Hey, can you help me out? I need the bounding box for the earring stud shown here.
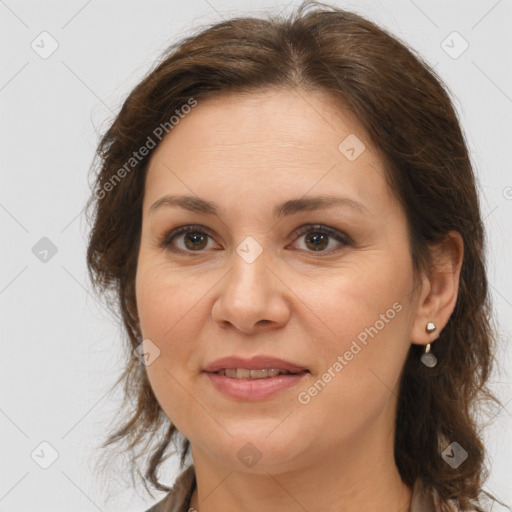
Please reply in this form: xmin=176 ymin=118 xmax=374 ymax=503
xmin=426 ymin=321 xmax=437 ymax=333
xmin=421 ymin=321 xmax=438 ymax=367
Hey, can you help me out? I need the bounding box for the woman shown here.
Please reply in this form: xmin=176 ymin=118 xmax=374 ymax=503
xmin=86 ymin=1 xmax=506 ymax=510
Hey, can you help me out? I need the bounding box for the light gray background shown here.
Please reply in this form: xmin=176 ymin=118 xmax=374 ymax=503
xmin=1 ymin=0 xmax=511 ymax=510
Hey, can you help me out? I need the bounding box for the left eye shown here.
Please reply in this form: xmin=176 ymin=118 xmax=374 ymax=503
xmin=291 ymin=225 xmax=350 ymax=253
xmin=160 ymin=224 xmax=350 ymax=254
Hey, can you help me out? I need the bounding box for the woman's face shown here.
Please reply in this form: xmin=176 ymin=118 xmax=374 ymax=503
xmin=135 ymin=88 xmax=425 ymax=473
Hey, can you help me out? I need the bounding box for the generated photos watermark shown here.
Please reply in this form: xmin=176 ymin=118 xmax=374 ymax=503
xmin=297 ymin=301 xmax=403 ymax=404
xmin=94 ymin=97 xmax=197 ymax=200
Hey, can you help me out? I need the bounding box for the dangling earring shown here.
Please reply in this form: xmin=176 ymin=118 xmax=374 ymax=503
xmin=421 ymin=321 xmax=437 ymax=367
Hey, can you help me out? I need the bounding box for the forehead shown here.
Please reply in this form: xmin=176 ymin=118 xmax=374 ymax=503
xmin=143 ymin=88 xmax=393 ymax=216
xmin=149 ymin=88 xmax=370 ymax=159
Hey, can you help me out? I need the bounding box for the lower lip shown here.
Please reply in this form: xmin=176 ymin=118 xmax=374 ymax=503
xmin=204 ymin=371 xmax=308 ymax=400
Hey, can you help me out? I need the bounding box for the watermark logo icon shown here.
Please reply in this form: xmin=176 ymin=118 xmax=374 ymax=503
xmin=441 ymin=442 xmax=468 ymax=468
xmin=32 ymin=237 xmax=58 ymax=263
xmin=338 ymin=134 xmax=366 ymax=161
xmin=236 ymin=236 xmax=263 ymax=264
xmin=31 ymin=31 xmax=59 ymax=59
xmin=237 ymin=442 xmax=262 ymax=468
xmin=134 ymin=338 xmax=161 ymax=366
xmin=31 ymin=441 xmax=59 ymax=469
xmin=441 ymin=31 xmax=469 ymax=59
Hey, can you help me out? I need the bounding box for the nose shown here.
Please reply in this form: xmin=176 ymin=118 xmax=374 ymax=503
xmin=211 ymin=247 xmax=291 ymax=334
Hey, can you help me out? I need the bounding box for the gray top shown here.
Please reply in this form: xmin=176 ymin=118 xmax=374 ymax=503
xmin=143 ymin=465 xmax=439 ymax=512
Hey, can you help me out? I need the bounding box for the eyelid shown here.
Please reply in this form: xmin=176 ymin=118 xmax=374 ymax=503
xmin=290 ymin=224 xmax=352 ymax=248
xmin=159 ymin=223 xmax=352 ymax=254
xmin=160 ymin=224 xmax=218 ymax=252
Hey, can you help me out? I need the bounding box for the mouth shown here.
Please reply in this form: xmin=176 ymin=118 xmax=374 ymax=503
xmin=204 ymin=370 xmax=309 ymax=400
xmin=212 ymin=368 xmax=309 ymax=379
xmin=202 ymin=356 xmax=310 ymax=400
xmin=203 ymin=355 xmax=309 ymax=375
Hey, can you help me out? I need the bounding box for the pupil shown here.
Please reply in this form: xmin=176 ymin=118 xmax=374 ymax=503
xmin=185 ymin=232 xmax=207 ymax=250
xmin=306 ymin=232 xmax=328 ymax=251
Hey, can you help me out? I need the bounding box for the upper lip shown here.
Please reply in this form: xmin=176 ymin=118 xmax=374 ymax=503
xmin=203 ymin=355 xmax=309 ymax=374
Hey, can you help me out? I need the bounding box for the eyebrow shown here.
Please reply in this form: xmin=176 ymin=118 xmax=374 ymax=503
xmin=148 ymin=194 xmax=371 ymax=218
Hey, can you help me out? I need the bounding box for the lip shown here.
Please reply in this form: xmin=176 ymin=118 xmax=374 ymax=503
xmin=204 ymin=371 xmax=308 ymax=400
xmin=202 ymin=355 xmax=309 ymax=401
xmin=202 ymin=355 xmax=308 ymax=374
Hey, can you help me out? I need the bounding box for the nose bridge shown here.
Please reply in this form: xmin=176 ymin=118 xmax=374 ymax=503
xmin=228 ymin=237 xmax=272 ymax=309
xmin=212 ymin=236 xmax=290 ymax=332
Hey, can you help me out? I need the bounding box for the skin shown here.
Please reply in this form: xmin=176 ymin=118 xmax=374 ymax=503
xmin=135 ymin=88 xmax=463 ymax=512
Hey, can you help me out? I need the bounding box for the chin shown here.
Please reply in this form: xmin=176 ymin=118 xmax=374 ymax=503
xmin=190 ymin=425 xmax=313 ymax=474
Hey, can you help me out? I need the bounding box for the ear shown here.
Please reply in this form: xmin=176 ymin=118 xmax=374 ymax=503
xmin=410 ymin=230 xmax=464 ymax=346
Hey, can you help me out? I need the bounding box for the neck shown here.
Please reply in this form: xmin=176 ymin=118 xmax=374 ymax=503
xmin=188 ymin=428 xmax=412 ymax=512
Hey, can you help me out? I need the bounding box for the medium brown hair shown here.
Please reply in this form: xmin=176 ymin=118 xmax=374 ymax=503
xmin=86 ymin=1 xmax=505 ymax=509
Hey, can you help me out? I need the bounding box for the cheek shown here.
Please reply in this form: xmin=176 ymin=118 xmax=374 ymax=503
xmin=293 ymin=310 xmax=409 ymax=449
xmin=135 ymin=260 xmax=211 ymax=425
xmin=306 ymin=251 xmax=410 ymax=346
xmin=298 ymin=251 xmax=412 ymax=399
xmin=135 ymin=257 xmax=205 ymax=343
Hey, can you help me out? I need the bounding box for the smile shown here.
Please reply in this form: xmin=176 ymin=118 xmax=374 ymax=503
xmin=214 ymin=368 xmax=303 ymax=379
xmin=204 ymin=370 xmax=309 ymax=400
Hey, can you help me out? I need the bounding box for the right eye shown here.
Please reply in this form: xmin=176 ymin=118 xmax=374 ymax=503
xmin=160 ymin=225 xmax=218 ymax=254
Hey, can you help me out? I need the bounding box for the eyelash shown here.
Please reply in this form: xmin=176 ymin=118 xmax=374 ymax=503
xmin=159 ymin=224 xmax=352 ymax=256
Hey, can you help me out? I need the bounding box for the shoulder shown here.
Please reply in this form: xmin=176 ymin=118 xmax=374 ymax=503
xmin=142 ymin=465 xmax=196 ymax=512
